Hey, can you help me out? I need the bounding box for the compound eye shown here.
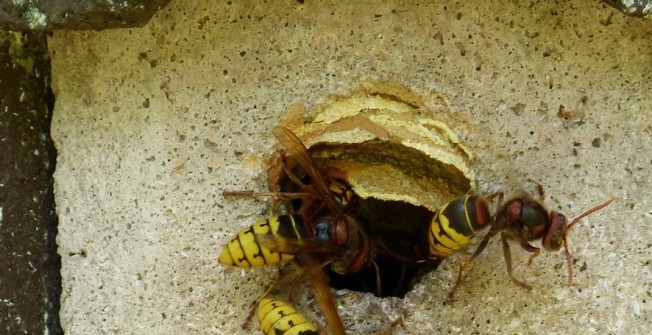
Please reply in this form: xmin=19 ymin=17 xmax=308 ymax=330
xmin=314 ymin=220 xmax=330 ymax=242
xmin=329 ymin=219 xmax=349 ymax=247
xmin=542 ymin=211 xmax=567 ymax=251
xmin=332 ymin=193 xmax=343 ymax=205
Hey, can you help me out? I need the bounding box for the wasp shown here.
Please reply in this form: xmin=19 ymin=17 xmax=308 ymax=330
xmin=431 ymin=189 xmax=614 ymax=300
xmin=219 ymin=126 xmax=373 ymax=335
xmin=255 ymin=262 xmax=404 ymax=335
xmin=254 ymin=262 xmax=330 ymax=335
xmin=428 ymin=195 xmax=492 ymax=258
xmin=217 ymin=179 xmax=357 ymax=268
xmin=218 ymin=128 xmax=361 ymax=269
xmin=258 ymin=298 xmax=318 ymax=335
xmin=424 ymin=194 xmax=493 ymax=300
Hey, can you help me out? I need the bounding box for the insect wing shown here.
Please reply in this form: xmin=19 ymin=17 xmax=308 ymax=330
xmin=295 ymin=252 xmax=346 ymax=335
xmin=272 ymin=126 xmax=343 ymax=216
xmin=255 ymin=233 xmax=344 ymax=257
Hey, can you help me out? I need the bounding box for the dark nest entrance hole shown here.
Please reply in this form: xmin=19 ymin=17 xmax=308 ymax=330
xmin=281 ymin=173 xmax=439 ymax=298
xmin=328 ymin=197 xmax=440 ymax=298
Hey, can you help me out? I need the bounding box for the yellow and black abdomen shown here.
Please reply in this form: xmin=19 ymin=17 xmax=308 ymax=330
xmin=327 ymin=179 xmax=357 ymax=211
xmin=218 ymin=215 xmax=309 ymax=267
xmin=429 ymin=195 xmax=491 ymax=258
xmin=258 ymin=298 xmax=319 ymax=335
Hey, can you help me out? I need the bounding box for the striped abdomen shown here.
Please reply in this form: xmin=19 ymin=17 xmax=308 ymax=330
xmin=429 ymin=195 xmax=491 ymax=258
xmin=258 ymin=298 xmax=319 ymax=335
xmin=218 ymin=215 xmax=309 ymax=267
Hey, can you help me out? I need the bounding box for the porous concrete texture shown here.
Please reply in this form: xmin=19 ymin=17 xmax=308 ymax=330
xmin=50 ymin=1 xmax=650 ymax=334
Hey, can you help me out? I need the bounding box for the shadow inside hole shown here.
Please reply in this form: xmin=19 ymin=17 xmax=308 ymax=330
xmin=331 ymin=197 xmax=439 ymax=298
xmin=282 ymin=170 xmax=438 ymax=298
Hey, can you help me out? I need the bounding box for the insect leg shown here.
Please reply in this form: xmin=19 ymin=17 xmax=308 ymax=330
xmin=370 ymin=260 xmax=382 ymax=297
xmin=242 ymin=268 xmax=290 ymax=330
xmin=447 ymin=226 xmax=497 ymax=301
xmin=520 ymin=241 xmax=541 ymax=266
xmin=501 ymin=234 xmax=532 ymax=290
xmin=536 ymin=184 xmax=545 ymax=201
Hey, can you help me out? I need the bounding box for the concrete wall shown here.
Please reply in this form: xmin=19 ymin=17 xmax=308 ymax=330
xmin=50 ymin=1 xmax=651 ymax=334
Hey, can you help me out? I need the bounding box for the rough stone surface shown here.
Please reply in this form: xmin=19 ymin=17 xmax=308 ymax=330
xmin=0 ymin=31 xmax=60 ymax=335
xmin=0 ymin=0 xmax=171 ymax=31
xmin=50 ymin=1 xmax=651 ymax=334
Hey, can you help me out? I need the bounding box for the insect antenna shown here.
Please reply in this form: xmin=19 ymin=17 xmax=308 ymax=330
xmin=564 ymin=198 xmax=615 ymax=284
xmin=567 ymin=198 xmax=615 ymax=230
